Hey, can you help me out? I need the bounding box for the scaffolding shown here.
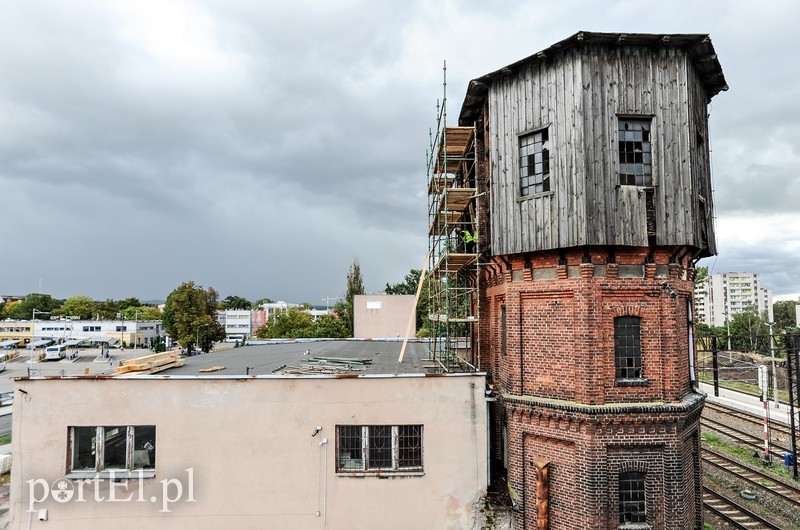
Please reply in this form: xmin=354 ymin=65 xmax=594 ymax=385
xmin=426 ymin=62 xmax=480 ymax=372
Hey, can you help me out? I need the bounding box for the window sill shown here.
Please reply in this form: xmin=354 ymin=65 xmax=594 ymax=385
xmin=615 ymin=378 xmax=649 ymax=387
xmin=66 ymin=470 xmax=156 ymax=480
xmin=336 ymin=471 xmax=425 ymax=478
xmin=617 ymin=523 xmax=652 ymax=530
xmin=517 ymin=191 xmax=553 ymax=202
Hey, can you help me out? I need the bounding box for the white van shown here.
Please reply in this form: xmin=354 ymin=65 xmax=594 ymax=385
xmin=44 ymin=344 xmax=68 ymax=361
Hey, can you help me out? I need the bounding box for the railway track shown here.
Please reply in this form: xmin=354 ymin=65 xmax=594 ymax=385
xmin=702 ymin=446 xmax=800 ymax=509
xmin=705 ymin=401 xmax=793 ymax=439
xmin=701 ymin=416 xmax=791 ymax=455
xmin=703 ymin=485 xmax=784 ymax=529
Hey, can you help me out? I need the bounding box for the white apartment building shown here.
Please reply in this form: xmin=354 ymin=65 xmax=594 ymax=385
xmin=215 ymin=310 xmax=252 ymax=340
xmin=696 ymin=272 xmax=773 ymax=326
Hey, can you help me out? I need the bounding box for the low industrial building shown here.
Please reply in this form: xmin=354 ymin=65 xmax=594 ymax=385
xmin=8 ymin=342 xmax=490 ymax=529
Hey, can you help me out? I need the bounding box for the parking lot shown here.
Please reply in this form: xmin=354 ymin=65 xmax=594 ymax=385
xmin=0 ymin=347 xmax=164 ymax=395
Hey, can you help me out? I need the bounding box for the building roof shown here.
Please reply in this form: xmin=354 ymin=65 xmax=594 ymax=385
xmin=459 ymin=31 xmax=728 ymax=125
xmin=163 ymin=340 xmax=457 ymax=376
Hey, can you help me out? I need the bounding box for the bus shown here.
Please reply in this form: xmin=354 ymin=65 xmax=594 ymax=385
xmin=44 ymin=344 xmax=68 ymax=361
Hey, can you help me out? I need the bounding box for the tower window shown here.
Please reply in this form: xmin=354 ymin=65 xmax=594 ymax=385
xmin=618 ymin=118 xmax=652 ymax=186
xmin=619 ymin=471 xmax=647 ymax=524
xmin=614 ymin=316 xmax=642 ymax=379
xmin=519 ymin=128 xmax=550 ymax=196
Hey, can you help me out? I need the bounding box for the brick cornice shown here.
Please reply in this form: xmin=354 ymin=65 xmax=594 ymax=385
xmin=501 ymin=391 xmax=704 ymax=417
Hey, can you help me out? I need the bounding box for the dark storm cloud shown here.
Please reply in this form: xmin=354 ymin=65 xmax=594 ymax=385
xmin=2 ymin=0 xmax=799 ymax=302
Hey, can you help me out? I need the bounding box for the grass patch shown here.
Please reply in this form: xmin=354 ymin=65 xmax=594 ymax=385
xmin=702 ymin=432 xmax=795 ymax=481
xmin=704 ymin=523 xmax=714 ymax=530
xmin=0 ymin=434 xmax=10 ymax=445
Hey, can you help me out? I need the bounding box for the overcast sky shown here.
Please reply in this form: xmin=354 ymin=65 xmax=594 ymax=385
xmin=2 ymin=0 xmax=799 ymax=304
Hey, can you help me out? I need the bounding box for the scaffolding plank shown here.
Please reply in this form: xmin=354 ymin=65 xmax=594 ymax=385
xmin=428 ymin=211 xmax=463 ymax=235
xmin=428 ymin=175 xmax=455 ymax=195
xmin=434 ymin=127 xmax=474 ymax=174
xmin=437 ymin=187 xmax=476 ymax=212
xmin=431 ymin=253 xmax=478 ymax=276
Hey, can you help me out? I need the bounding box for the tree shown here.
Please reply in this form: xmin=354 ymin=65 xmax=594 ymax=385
xmin=728 ymin=306 xmax=769 ymax=352
xmin=4 ymin=293 xmax=63 ymax=320
xmin=343 ymin=258 xmax=365 ymax=335
xmin=256 ymin=308 xmax=315 ymax=339
xmin=253 ymin=298 xmax=275 ymax=308
xmin=220 ymin=295 xmax=252 ymax=310
xmin=773 ymin=300 xmax=799 ymax=332
xmin=162 ymin=281 xmax=225 ymax=352
xmin=119 ymin=305 xmax=161 ymax=321
xmin=314 ymin=314 xmax=349 ymax=338
xmin=385 ymin=269 xmax=421 ymax=295
xmin=54 ymin=295 xmax=95 ymax=320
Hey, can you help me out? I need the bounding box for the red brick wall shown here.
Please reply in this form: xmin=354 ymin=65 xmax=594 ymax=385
xmin=481 ymin=246 xmax=705 ymax=529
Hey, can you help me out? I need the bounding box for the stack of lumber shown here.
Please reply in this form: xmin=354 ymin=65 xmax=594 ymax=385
xmin=114 ymin=351 xmax=185 ymax=376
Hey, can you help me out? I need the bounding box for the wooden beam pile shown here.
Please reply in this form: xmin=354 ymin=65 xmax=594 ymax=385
xmin=114 ymin=351 xmax=185 ymax=376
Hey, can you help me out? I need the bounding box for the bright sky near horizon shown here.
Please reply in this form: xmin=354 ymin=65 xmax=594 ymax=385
xmin=2 ymin=0 xmax=798 ymax=303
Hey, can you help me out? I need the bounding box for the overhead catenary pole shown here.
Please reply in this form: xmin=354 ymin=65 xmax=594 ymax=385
xmin=785 ymin=333 xmax=798 ymax=480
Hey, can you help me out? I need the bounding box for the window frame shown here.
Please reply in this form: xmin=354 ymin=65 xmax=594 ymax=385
xmin=617 ymin=116 xmax=654 ymax=187
xmin=614 ymin=316 xmax=644 ymax=381
xmin=335 ymin=424 xmax=424 ymax=476
xmin=67 ymin=425 xmax=157 ymax=479
xmin=517 ymin=125 xmax=551 ymax=198
xmin=618 ymin=471 xmax=647 ymax=526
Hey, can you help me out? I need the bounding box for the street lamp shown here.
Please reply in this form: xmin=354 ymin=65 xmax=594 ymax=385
xmin=196 ymin=323 xmax=210 ymax=355
xmin=723 ymin=309 xmax=732 ymax=353
xmin=31 ymin=309 xmax=50 ymax=362
xmin=133 ymin=308 xmax=139 ymax=351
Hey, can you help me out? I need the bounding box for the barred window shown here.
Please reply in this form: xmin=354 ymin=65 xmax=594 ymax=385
xmin=336 ymin=425 xmax=423 ymax=473
xmin=519 ymin=128 xmax=550 ymax=196
xmin=619 ymin=471 xmax=646 ymax=524
xmin=614 ymin=316 xmax=642 ymax=379
xmin=618 ymin=118 xmax=652 ymax=186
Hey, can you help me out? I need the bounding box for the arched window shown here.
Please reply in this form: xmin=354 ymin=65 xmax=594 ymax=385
xmin=614 ymin=316 xmax=642 ymax=379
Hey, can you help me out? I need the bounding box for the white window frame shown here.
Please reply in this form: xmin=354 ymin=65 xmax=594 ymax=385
xmin=67 ymin=425 xmax=156 ymax=479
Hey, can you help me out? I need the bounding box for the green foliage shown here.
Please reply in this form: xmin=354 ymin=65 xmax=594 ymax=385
xmin=314 ymin=314 xmax=349 ymax=338
xmin=728 ymin=306 xmax=769 ymax=352
xmin=385 ymin=269 xmax=421 ymax=295
xmin=252 ymin=298 xmax=274 ymax=308
xmin=255 ymin=309 xmax=349 ymax=339
xmin=220 ymin=295 xmax=252 ymax=310
xmin=54 ymin=295 xmax=95 ymax=320
xmin=694 ymin=266 xmax=709 ymax=285
xmin=162 ymin=281 xmax=226 ymax=352
xmin=773 ymin=299 xmax=799 ymax=332
xmin=3 ymin=293 xmax=63 ymax=320
xmin=256 ymin=308 xmax=315 ymax=338
xmin=343 ymin=258 xmax=365 ymax=335
xmin=118 ymin=305 xmax=161 ymax=320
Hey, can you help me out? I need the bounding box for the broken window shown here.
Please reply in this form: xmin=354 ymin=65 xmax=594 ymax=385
xmin=618 ymin=118 xmax=652 ymax=186
xmin=336 ymin=425 xmax=423 ymax=473
xmin=614 ymin=316 xmax=642 ymax=379
xmin=619 ymin=471 xmax=647 ymax=524
xmin=69 ymin=426 xmax=156 ymax=474
xmin=519 ymin=128 xmax=550 ymax=196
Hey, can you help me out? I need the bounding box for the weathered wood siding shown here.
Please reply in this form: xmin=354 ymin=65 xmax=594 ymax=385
xmin=487 ymin=48 xmax=586 ymax=255
xmin=686 ymin=60 xmax=717 ymax=256
xmin=486 ymin=44 xmax=715 ymax=256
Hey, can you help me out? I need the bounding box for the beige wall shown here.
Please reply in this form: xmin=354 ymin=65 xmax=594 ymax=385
xmin=10 ymin=374 xmax=487 ymax=529
xmin=353 ymin=295 xmax=416 ymax=339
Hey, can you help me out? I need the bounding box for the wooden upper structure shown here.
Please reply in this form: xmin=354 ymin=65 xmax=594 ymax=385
xmin=458 ymin=31 xmax=727 ymax=258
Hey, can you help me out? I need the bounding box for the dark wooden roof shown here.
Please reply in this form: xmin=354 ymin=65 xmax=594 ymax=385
xmin=458 ymin=31 xmax=728 ymax=125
